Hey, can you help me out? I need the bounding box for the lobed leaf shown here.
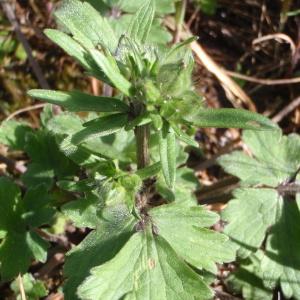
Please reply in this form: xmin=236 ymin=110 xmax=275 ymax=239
xmin=259 ymin=197 xmax=300 ymax=299
xmin=22 ymin=130 xmax=78 ymax=189
xmin=0 ymin=178 xmax=53 ymax=280
xmin=219 ymin=128 xmax=300 ymax=299
xmin=226 ymin=255 xmax=273 ymax=300
xmin=221 ymin=188 xmax=278 ymax=258
xmin=150 ymin=202 xmax=235 ymax=273
xmin=63 ymin=203 xmax=135 ymax=300
xmin=62 ymin=194 xmax=99 ymax=229
xmin=218 ymin=130 xmax=300 ymax=187
xmin=0 ymin=120 xmax=33 ymax=151
xmin=78 ymin=230 xmax=213 ymax=300
xmin=47 ymin=113 xmax=105 ymax=166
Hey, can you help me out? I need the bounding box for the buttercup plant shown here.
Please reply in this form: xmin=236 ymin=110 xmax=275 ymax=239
xmin=0 ymin=0 xmax=277 ymax=299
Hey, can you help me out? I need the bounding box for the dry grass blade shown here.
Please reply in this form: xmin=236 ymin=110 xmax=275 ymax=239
xmin=18 ymin=274 xmax=27 ymax=300
xmin=253 ymin=33 xmax=296 ymax=55
xmin=190 ymin=41 xmax=256 ymax=111
xmin=225 ymin=71 xmax=300 ymax=85
xmin=4 ymin=103 xmax=46 ymax=121
xmin=272 ymin=96 xmax=300 ymax=123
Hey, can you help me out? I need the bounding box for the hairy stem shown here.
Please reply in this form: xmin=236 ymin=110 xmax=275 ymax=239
xmin=135 ymin=124 xmax=150 ymax=209
xmin=135 ymin=124 xmax=150 ymax=169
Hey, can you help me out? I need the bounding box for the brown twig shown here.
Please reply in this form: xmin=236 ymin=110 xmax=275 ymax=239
xmin=33 ymin=228 xmax=70 ymax=249
xmin=35 ymin=252 xmax=65 ymax=278
xmin=0 ymin=154 xmax=26 ymax=174
xmin=225 ymin=71 xmax=300 ymax=85
xmin=197 ymin=176 xmax=240 ymax=205
xmin=4 ymin=103 xmax=46 ymax=122
xmin=253 ymin=33 xmax=296 ymax=55
xmin=1 ymin=0 xmax=50 ymax=89
xmin=190 ymin=41 xmax=256 ymax=111
xmin=272 ymin=96 xmax=300 ymax=123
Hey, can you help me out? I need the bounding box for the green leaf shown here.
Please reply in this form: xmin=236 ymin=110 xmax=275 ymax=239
xmin=125 ymin=112 xmax=152 ymax=131
xmin=127 ymin=0 xmax=155 ymax=44
xmin=71 ymin=113 xmax=128 ymax=145
xmin=44 ymin=29 xmax=95 ymax=72
xmin=226 ymin=197 xmax=300 ymax=299
xmin=60 ymin=124 xmax=135 ymax=163
xmin=108 ymin=0 xmax=175 ymax=14
xmin=218 ymin=130 xmax=300 ymax=187
xmin=63 ymin=203 xmax=135 ymax=300
xmin=165 ymin=36 xmax=198 ymax=61
xmin=111 ymin=15 xmax=172 ymax=46
xmin=159 ymin=122 xmax=176 ymax=189
xmin=40 ymin=104 xmax=54 ymax=127
xmin=0 ymin=120 xmax=33 ymax=150
xmin=156 ymin=167 xmax=199 ymax=204
xmin=187 ymin=108 xmax=277 ymax=130
xmin=22 ymin=184 xmax=56 ymax=227
xmin=62 ymin=193 xmax=99 ymax=229
xmin=111 ymin=0 xmax=174 ymax=14
xmin=57 ymin=179 xmax=97 ymax=192
xmin=47 ymin=113 xmax=104 ymax=166
xmin=222 ymin=188 xmax=278 ymax=259
xmin=78 ymin=230 xmax=213 ymax=300
xmin=11 ymin=273 xmax=48 ymax=300
xmin=226 ymin=255 xmax=273 ymax=300
xmin=90 ymin=49 xmax=132 ymax=96
xmin=219 ymin=128 xmax=300 ymax=299
xmin=170 ymin=122 xmax=198 ymax=147
xmin=135 ymin=162 xmax=161 ymax=180
xmin=119 ymin=174 xmax=142 ymax=210
xmin=259 ymin=198 xmax=300 ymax=299
xmin=157 ymin=60 xmax=194 ymax=98
xmin=119 ymin=174 xmax=142 ymax=193
xmin=22 ymin=130 xmax=78 ymax=189
xmin=0 ymin=178 xmax=53 ymax=280
xmin=196 ymin=0 xmax=218 ymax=15
xmin=150 ymin=202 xmax=235 ymax=273
xmin=84 ymin=0 xmax=108 ymax=14
xmin=150 ymin=113 xmax=163 ymax=130
xmin=28 ymin=90 xmax=129 ymax=113
xmin=54 ymin=0 xmax=118 ymax=52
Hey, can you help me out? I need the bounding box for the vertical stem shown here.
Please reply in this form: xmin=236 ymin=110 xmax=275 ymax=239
xmin=135 ymin=124 xmax=150 ymax=170
xmin=135 ymin=124 xmax=150 ymax=209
